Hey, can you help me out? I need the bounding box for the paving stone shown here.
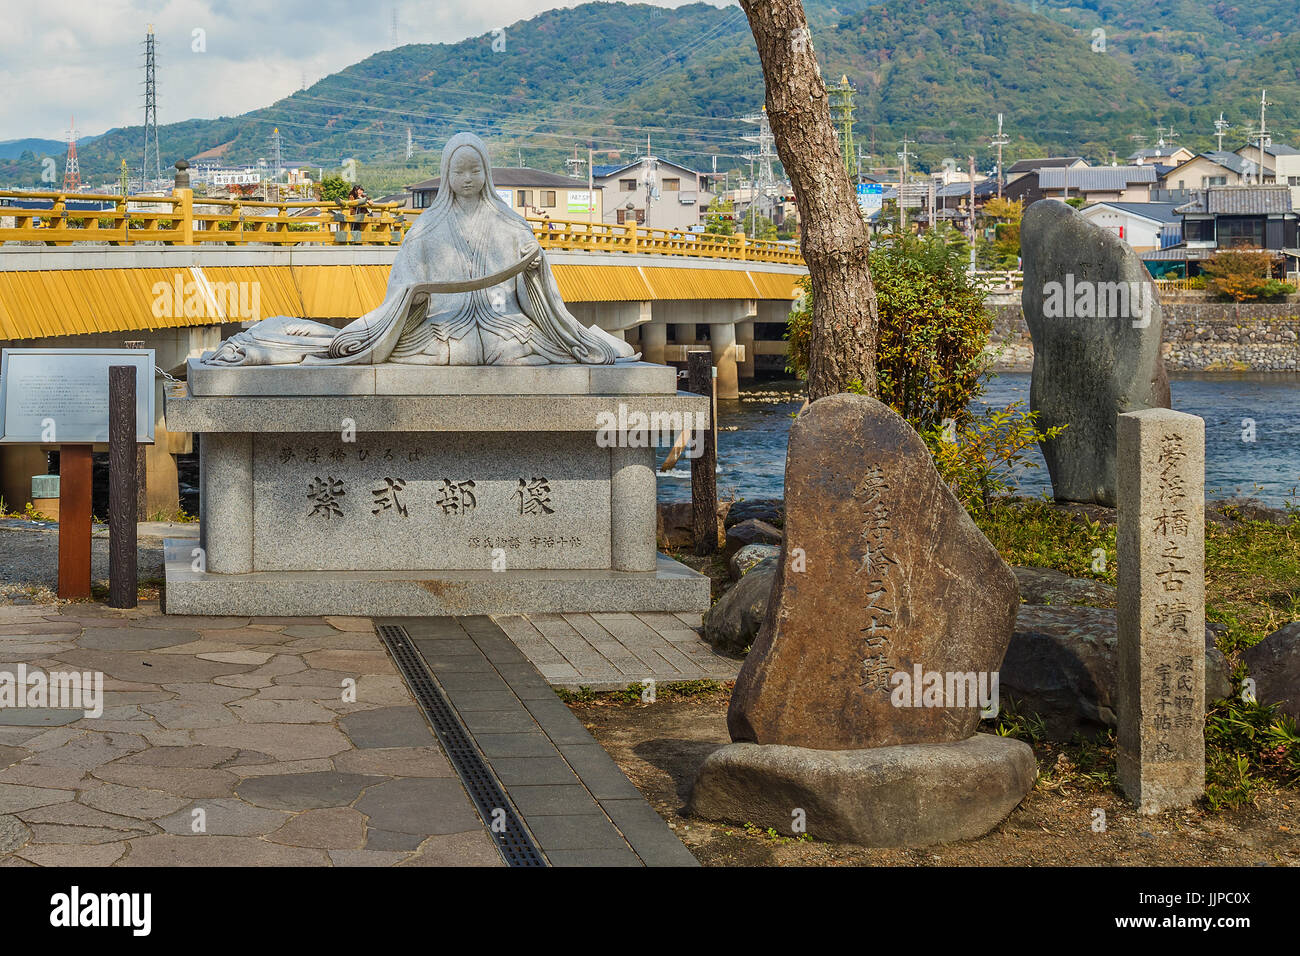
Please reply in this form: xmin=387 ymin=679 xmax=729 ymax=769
xmin=323 ymin=617 xmax=374 ymax=632
xmin=301 ymin=650 xmax=392 ymax=675
xmin=474 ymin=733 xmax=557 ymax=759
xmin=79 ymin=784 xmax=191 ymax=820
xmin=274 ymin=668 xmax=359 ymax=686
xmin=365 ymin=828 xmax=425 ymax=851
xmin=155 ymin=798 xmax=290 ymax=836
xmin=197 ymin=651 xmax=274 ymax=665
xmin=397 ymin=829 xmax=504 ymax=867
xmin=11 ymin=727 xmax=83 ymax=751
xmin=228 ymin=699 xmax=336 ymax=724
xmin=256 ymin=683 xmax=349 ymax=700
xmin=29 ymin=822 xmax=152 ymax=844
xmin=120 ymin=834 xmax=329 ymax=866
xmin=192 ymin=723 xmax=351 ymax=760
xmin=460 ymin=710 xmax=541 ymax=736
xmin=92 ymin=765 xmax=238 ymax=798
xmin=142 ymin=729 xmax=197 ymax=748
xmin=0 ymin=621 xmax=81 ymax=636
xmin=140 ymin=700 xmax=239 ymax=730
xmin=0 ymin=783 xmax=77 ymax=813
xmin=333 ymin=746 xmax=454 ymax=778
xmin=0 ymin=813 xmax=32 ymax=853
xmin=195 ymin=627 xmax=295 ymax=645
xmin=525 ymin=813 xmax=628 ymax=851
xmin=443 ymin=690 xmax=522 ymax=712
xmin=214 ymin=674 xmax=275 ymax=689
xmin=16 ymin=801 xmax=155 ymax=831
xmin=283 ymin=626 xmax=347 ymax=640
xmin=78 ymin=627 xmax=201 ymax=650
xmin=0 ymin=708 xmax=85 ymax=727
xmin=339 ymin=707 xmax=433 ymax=748
xmin=134 ymin=616 xmax=251 ymax=630
xmin=328 ymin=848 xmax=411 ymax=866
xmin=153 ymin=684 xmax=254 ymax=706
xmin=24 ymin=732 xmax=147 ymax=770
xmin=0 ymin=745 xmax=27 ymax=770
xmin=507 ymin=785 xmax=601 ymax=817
xmin=59 ymin=648 xmax=257 ymax=685
xmin=110 ymin=745 xmax=239 ymax=769
xmin=235 ymin=771 xmax=384 ymax=810
xmin=268 ymin=807 xmax=366 ymax=849
xmin=489 ymin=756 xmax=583 ymax=788
xmin=600 ymin=798 xmax=697 ymax=866
xmin=556 ymin=744 xmax=644 ymax=801
xmin=0 ymin=764 xmax=94 ymax=790
xmin=224 ymin=758 xmax=336 ymax=777
xmin=354 ymin=777 xmax=481 ymax=835
xmin=17 ymin=842 xmax=126 ymax=866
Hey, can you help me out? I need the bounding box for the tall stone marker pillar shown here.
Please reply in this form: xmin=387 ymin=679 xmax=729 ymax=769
xmin=1116 ymin=408 xmax=1205 ymax=814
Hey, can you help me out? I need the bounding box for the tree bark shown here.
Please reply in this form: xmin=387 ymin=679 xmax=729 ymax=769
xmin=739 ymin=0 xmax=879 ymax=402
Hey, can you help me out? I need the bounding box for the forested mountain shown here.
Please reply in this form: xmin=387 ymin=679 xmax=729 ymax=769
xmin=5 ymin=0 xmax=1300 ymax=188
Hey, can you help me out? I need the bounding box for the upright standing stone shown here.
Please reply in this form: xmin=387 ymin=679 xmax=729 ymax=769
xmin=727 ymin=394 xmax=1020 ymax=750
xmin=1116 ymin=408 xmax=1205 ymax=813
xmin=1021 ymin=200 xmax=1171 ymax=506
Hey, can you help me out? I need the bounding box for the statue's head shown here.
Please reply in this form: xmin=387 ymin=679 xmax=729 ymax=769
xmin=448 ymin=145 xmax=487 ymax=201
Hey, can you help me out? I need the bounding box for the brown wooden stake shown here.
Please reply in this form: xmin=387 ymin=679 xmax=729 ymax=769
xmin=108 ymin=366 xmax=139 ymax=608
xmin=56 ymin=445 xmax=93 ymax=599
xmin=135 ymin=444 xmax=148 ymax=519
xmin=689 ymin=350 xmax=718 ymax=556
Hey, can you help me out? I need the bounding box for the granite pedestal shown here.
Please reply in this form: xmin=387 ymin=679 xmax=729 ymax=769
xmin=163 ymin=360 xmax=710 ymax=616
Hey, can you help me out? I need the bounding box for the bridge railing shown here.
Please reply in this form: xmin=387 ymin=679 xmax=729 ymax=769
xmin=0 ymin=188 xmax=804 ymax=264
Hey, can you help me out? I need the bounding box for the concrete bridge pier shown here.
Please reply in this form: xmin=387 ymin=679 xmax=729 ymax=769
xmin=638 ymin=322 xmax=667 ymax=365
xmin=736 ymin=320 xmax=755 ymax=382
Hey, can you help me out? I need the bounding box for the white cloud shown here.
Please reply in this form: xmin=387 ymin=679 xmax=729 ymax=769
xmin=0 ymin=0 xmax=705 ymax=141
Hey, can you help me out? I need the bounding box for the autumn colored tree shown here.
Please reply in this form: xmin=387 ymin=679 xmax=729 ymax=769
xmin=1200 ymin=250 xmax=1294 ymax=302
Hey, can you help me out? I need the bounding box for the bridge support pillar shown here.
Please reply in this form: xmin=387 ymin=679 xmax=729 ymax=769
xmin=640 ymin=321 xmax=667 ymax=365
xmin=736 ymin=320 xmax=755 ymax=381
xmin=709 ymin=321 xmax=740 ymax=399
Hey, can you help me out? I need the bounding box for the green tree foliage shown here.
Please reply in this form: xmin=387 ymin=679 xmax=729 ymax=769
xmin=704 ymin=197 xmax=736 ymax=235
xmin=315 ymin=176 xmax=353 ymax=203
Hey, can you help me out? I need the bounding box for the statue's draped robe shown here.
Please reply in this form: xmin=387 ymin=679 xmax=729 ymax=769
xmin=205 ymin=150 xmax=634 ymax=367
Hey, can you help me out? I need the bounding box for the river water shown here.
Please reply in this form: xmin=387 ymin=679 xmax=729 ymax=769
xmin=656 ymin=372 xmax=1300 ymax=508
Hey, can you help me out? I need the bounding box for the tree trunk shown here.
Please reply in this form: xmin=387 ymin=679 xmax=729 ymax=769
xmin=739 ymin=0 xmax=879 ymax=402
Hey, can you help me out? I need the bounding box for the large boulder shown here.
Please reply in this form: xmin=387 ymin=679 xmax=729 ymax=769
xmin=1002 ymin=605 xmax=1232 ymax=739
xmin=656 ymin=500 xmax=730 ymax=551
xmin=723 ymin=518 xmax=782 ymax=560
xmin=728 ymin=395 xmax=1020 ymax=750
xmin=1013 ymin=566 xmax=1116 ymax=608
xmin=689 ymin=734 xmax=1036 ymax=847
xmin=1243 ymin=623 xmax=1300 ymax=719
xmin=1021 ymin=200 xmax=1171 ymax=506
xmin=729 ymin=544 xmax=780 ymax=581
xmin=703 ymin=556 xmax=778 ymax=654
xmin=725 ymin=498 xmax=785 ymax=529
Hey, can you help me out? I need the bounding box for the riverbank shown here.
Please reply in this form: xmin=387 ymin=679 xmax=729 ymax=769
xmin=988 ymin=303 xmax=1300 ymax=372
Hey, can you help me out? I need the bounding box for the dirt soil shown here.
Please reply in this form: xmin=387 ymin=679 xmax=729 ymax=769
xmin=569 ymin=690 xmax=1300 ymax=867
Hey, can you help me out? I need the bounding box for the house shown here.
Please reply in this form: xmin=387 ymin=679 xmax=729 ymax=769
xmin=1129 ymin=143 xmax=1195 ymax=167
xmin=1162 ymin=151 xmax=1257 ymax=193
xmin=405 ymin=167 xmax=603 ymax=222
xmin=1140 ymin=186 xmax=1300 ymax=277
xmin=1036 ymin=165 xmax=1159 ymax=204
xmin=1079 ymin=201 xmax=1183 ymax=252
xmin=1234 ymin=142 xmax=1300 ymax=207
xmin=591 ymin=156 xmax=710 ymax=231
xmin=1004 ymin=156 xmax=1087 ymax=189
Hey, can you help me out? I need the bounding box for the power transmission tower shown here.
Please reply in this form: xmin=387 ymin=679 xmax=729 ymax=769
xmin=62 ymin=117 xmax=82 ymax=192
xmin=828 ymin=75 xmax=855 ymax=174
xmin=270 ymin=127 xmax=283 ymax=182
xmin=406 ymin=126 xmax=413 ymax=160
xmin=141 ymin=25 xmax=161 ymax=189
xmin=990 ymin=113 xmax=1010 ymax=198
xmin=740 ymin=109 xmax=779 ymax=221
xmin=564 ymin=147 xmax=587 ymax=179
xmin=391 ymin=7 xmax=399 ymax=47
xmin=120 ymin=160 xmax=129 ymax=197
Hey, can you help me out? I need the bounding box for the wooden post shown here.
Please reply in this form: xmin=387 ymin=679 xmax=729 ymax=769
xmin=689 ymin=350 xmax=718 ymax=556
xmin=56 ymin=445 xmax=93 ymax=599
xmin=108 ymin=366 xmax=138 ymax=608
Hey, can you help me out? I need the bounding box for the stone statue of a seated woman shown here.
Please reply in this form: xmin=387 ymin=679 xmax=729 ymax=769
xmin=204 ymin=131 xmax=637 ymax=367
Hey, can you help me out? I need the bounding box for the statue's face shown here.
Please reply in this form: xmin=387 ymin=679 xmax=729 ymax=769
xmin=449 ymin=147 xmax=486 ymax=199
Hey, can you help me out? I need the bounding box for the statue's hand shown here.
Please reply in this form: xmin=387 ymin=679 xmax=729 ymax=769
xmin=521 ymin=240 xmax=541 ymax=269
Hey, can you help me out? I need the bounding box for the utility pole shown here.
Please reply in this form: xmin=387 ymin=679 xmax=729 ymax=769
xmin=141 ymin=25 xmax=161 ymax=190
xmin=270 ymin=127 xmax=283 ymax=183
xmin=1258 ymin=89 xmax=1272 ymax=184
xmin=898 ymin=137 xmax=915 ymax=233
xmin=1213 ymin=112 xmax=1230 ymax=152
xmin=588 ymin=147 xmax=594 ymax=227
xmin=991 ymin=112 xmax=1010 ymax=198
xmin=968 ymin=154 xmax=977 ymax=272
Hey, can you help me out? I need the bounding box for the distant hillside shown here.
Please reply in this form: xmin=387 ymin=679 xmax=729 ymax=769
xmin=4 ymin=0 xmax=1300 ymax=189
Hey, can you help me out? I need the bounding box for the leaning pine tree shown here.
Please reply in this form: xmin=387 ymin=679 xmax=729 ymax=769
xmin=739 ymin=0 xmax=879 ymax=401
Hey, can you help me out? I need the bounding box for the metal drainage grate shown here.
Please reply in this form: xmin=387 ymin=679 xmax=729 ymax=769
xmin=377 ymin=623 xmax=547 ymax=868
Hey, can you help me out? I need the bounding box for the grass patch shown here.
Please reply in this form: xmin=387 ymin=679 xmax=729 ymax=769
xmin=974 ymin=498 xmax=1115 ymax=585
xmin=557 ymin=679 xmax=732 ymax=706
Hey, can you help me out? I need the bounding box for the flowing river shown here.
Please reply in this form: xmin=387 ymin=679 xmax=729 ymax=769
xmin=656 ymin=372 xmax=1300 ymax=509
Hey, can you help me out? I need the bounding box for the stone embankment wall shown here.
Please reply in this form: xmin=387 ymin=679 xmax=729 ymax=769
xmin=987 ymin=303 xmax=1300 ymax=372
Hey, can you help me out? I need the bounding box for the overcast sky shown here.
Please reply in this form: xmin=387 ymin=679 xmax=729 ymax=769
xmin=0 ymin=0 xmax=702 ymax=142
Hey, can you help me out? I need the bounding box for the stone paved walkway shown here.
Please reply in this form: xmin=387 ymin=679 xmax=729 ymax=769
xmin=0 ymin=602 xmax=501 ymax=866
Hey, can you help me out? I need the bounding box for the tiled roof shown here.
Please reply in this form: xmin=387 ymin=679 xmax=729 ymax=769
xmin=1038 ymin=166 xmax=1158 ymax=191
xmin=1086 ymin=201 xmax=1183 ymax=224
xmin=1199 ymin=151 xmax=1253 ymax=176
xmin=1176 ymin=186 xmax=1294 ymax=215
xmin=1006 ymin=156 xmax=1084 ymax=174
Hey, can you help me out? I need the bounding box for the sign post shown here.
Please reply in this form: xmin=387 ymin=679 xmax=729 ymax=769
xmin=0 ymin=348 xmax=155 ymax=600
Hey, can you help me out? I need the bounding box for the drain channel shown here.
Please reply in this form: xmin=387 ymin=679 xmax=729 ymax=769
xmin=376 ymin=623 xmax=547 ymax=867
